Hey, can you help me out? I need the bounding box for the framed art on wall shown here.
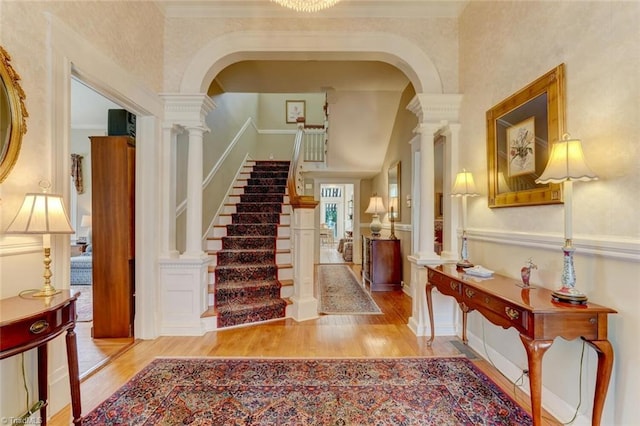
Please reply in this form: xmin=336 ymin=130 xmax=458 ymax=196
xmin=486 ymin=64 xmax=566 ymax=208
xmin=286 ymin=100 xmax=305 ymax=123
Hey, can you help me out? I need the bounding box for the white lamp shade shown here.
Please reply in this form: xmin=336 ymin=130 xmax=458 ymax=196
xmin=80 ymin=215 xmax=92 ymax=228
xmin=5 ymin=193 xmax=74 ymax=235
xmin=536 ymin=135 xmax=598 ymax=184
xmin=365 ymin=196 xmax=386 ymax=214
xmin=451 ymin=170 xmax=479 ymax=197
xmin=271 ymin=0 xmax=341 ymax=12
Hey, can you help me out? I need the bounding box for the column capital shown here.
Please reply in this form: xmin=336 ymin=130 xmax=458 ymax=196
xmin=160 ymin=93 xmax=216 ymax=127
xmin=407 ymin=93 xmax=463 ymax=123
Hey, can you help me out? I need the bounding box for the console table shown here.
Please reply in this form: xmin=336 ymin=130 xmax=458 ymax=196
xmin=426 ymin=265 xmax=616 ymax=426
xmin=0 ymin=290 xmax=82 ymax=425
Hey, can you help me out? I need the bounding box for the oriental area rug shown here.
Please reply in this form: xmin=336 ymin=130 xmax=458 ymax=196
xmin=82 ymin=357 xmax=532 ymax=425
xmin=317 ymin=265 xmax=382 ymax=315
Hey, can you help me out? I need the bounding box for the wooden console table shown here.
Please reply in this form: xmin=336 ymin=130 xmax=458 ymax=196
xmin=426 ymin=265 xmax=616 ymax=426
xmin=0 ymin=290 xmax=82 ymax=425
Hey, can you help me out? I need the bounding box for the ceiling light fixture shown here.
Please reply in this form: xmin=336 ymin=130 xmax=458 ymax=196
xmin=271 ymin=0 xmax=341 ymax=13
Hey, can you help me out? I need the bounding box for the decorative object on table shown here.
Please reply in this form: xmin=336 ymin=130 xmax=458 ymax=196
xmin=451 ymin=169 xmax=479 ymax=268
xmin=285 ymin=100 xmax=305 ymax=123
xmin=520 ymin=258 xmax=537 ymax=287
xmin=487 ymin=64 xmax=565 ymax=208
xmin=81 ymin=357 xmax=532 ymax=425
xmin=536 ymin=133 xmax=598 ymax=304
xmin=80 ymin=214 xmax=92 ymax=244
xmin=462 ymin=265 xmax=494 ymax=278
xmin=271 ymin=0 xmax=340 ymax=13
xmin=388 ymin=197 xmax=398 ymax=240
xmin=5 ymin=181 xmax=75 ymax=297
xmin=365 ymin=194 xmax=385 ymax=238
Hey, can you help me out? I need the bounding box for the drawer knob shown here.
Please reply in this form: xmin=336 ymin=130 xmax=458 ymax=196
xmin=505 ymin=307 xmax=520 ymax=320
xmin=29 ymin=320 xmax=49 ymax=334
xmin=590 ymin=318 xmax=597 ymax=324
xmin=428 ymin=270 xmax=434 ymax=279
xmin=450 ymin=281 xmax=458 ymax=291
xmin=465 ymin=288 xmax=476 ymax=298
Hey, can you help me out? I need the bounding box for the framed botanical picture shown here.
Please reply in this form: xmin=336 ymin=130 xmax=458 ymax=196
xmin=286 ymin=100 xmax=305 ymax=123
xmin=486 ymin=64 xmax=565 ymax=208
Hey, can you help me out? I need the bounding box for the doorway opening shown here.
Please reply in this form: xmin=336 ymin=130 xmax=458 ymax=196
xmin=70 ymin=77 xmax=135 ymax=378
xmin=319 ymin=183 xmax=354 ymax=264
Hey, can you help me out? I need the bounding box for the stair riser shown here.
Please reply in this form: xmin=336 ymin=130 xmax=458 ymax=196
xmin=247 ymin=178 xmax=287 ymax=187
xmin=217 ymin=302 xmax=287 ymax=328
xmin=221 ymin=237 xmax=275 ymax=250
xmin=226 ymin=224 xmax=277 ymax=236
xmin=236 ymin=203 xmax=282 ymax=213
xmin=209 ymin=266 xmax=291 ymax=283
xmin=244 ymin=186 xmax=287 ymax=194
xmin=216 ymin=266 xmax=277 ymax=282
xmin=239 ymin=194 xmax=284 ymax=203
xmin=216 ymin=286 xmax=282 ymax=305
xmin=231 ymin=213 xmax=281 ymax=224
xmin=217 ymin=251 xmax=275 ymax=265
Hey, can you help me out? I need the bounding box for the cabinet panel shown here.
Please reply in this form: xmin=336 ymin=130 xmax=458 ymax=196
xmin=362 ymin=237 xmax=402 ymax=291
xmin=91 ymin=136 xmax=135 ymax=338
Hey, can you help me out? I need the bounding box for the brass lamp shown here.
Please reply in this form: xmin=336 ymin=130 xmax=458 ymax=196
xmin=451 ymin=169 xmax=479 ymax=267
xmin=5 ymin=185 xmax=75 ymax=297
xmin=388 ymin=197 xmax=398 ymax=240
xmin=365 ymin=195 xmax=385 ymax=238
xmin=535 ymin=134 xmax=598 ymax=304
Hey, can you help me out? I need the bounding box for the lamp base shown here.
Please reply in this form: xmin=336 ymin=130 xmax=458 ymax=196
xmin=551 ymin=287 xmax=588 ymax=305
xmin=456 ymin=259 xmax=474 ymax=268
xmin=31 ymin=286 xmax=62 ymax=298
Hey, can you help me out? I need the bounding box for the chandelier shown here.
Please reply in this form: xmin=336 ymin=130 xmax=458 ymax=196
xmin=271 ymin=0 xmax=341 ymax=13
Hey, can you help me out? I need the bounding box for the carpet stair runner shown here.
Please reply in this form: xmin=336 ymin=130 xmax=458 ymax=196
xmin=213 ymin=161 xmax=290 ymax=328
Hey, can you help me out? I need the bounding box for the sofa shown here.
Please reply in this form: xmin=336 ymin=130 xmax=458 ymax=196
xmin=70 ymin=245 xmax=92 ymax=285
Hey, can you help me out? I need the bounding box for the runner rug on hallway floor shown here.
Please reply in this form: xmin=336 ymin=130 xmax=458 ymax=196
xmin=82 ymin=357 xmax=533 ymax=425
xmin=317 ymin=264 xmax=382 ymax=315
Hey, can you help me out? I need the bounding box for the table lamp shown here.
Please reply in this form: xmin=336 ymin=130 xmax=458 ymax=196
xmin=388 ymin=196 xmax=398 ymax=240
xmin=365 ymin=195 xmax=385 ymax=238
xmin=536 ymin=134 xmax=597 ymax=304
xmin=5 ymin=184 xmax=75 ymax=297
xmin=451 ymin=169 xmax=479 ymax=267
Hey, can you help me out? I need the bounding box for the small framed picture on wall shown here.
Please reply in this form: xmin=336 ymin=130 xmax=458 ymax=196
xmin=286 ymin=100 xmax=305 ymax=123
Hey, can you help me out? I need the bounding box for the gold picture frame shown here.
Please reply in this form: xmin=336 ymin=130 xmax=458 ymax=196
xmin=286 ymin=100 xmax=305 ymax=124
xmin=486 ymin=64 xmax=565 ymax=208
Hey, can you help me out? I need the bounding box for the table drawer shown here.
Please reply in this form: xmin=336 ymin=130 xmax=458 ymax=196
xmin=427 ymin=269 xmax=462 ymax=297
xmin=0 ymin=302 xmax=74 ymax=353
xmin=462 ymin=285 xmax=530 ymax=333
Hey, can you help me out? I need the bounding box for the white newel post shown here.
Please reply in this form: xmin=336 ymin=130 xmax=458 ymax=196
xmin=290 ymin=207 xmax=319 ymax=321
xmin=159 ymin=94 xmax=216 ymax=336
xmin=406 ymin=94 xmax=462 ymax=337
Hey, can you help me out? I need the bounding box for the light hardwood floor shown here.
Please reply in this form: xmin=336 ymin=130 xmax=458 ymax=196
xmin=51 ymin=264 xmax=561 ymax=425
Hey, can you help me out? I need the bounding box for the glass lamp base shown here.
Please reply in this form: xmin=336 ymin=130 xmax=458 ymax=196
xmin=551 ymin=287 xmax=588 ymax=305
xmin=456 ymin=259 xmax=474 ymax=268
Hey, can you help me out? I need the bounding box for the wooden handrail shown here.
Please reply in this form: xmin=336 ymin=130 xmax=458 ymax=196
xmin=287 ymin=118 xmax=318 ymax=209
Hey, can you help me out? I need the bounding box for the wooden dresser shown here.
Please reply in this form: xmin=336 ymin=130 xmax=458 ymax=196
xmin=426 ymin=264 xmax=616 ymax=426
xmin=361 ymin=236 xmax=402 ymax=291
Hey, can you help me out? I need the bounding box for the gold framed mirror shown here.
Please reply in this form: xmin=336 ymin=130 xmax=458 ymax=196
xmin=486 ymin=64 xmax=564 ymax=208
xmin=0 ymin=46 xmax=28 ymax=183
xmin=388 ymin=161 xmax=401 ymax=220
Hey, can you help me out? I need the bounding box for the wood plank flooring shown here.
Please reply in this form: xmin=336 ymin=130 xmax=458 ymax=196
xmin=51 ymin=264 xmax=561 ymax=425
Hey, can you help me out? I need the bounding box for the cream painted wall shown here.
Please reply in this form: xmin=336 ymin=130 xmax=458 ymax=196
xmin=459 ymin=2 xmax=640 ymax=424
xmin=0 ymin=1 xmax=164 ymax=419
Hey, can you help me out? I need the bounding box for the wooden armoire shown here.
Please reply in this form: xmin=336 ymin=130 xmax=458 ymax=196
xmin=90 ymin=136 xmax=135 ymax=338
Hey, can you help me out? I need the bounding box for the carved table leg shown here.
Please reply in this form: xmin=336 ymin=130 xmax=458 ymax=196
xmin=426 ymin=284 xmax=435 ymax=346
xmin=459 ymin=302 xmax=469 ymax=344
xmin=66 ymin=327 xmax=82 ymax=425
xmin=519 ymin=334 xmax=553 ymax=426
xmin=583 ymin=339 xmax=614 ymax=426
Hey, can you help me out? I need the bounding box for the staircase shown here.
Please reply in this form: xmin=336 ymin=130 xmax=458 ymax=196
xmin=206 ymin=160 xmax=293 ymax=328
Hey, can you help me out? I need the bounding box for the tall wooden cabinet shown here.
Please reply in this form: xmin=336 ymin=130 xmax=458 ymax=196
xmin=361 ymin=236 xmax=402 ymax=291
xmin=91 ymin=136 xmax=135 ymax=338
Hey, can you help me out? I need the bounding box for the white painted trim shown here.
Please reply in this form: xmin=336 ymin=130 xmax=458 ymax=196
xmin=179 ymin=30 xmax=442 ymax=94
xmin=467 ymin=228 xmax=640 ymax=262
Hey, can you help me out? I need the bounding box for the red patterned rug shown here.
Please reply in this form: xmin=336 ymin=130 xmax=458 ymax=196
xmin=82 ymin=357 xmax=532 ymax=425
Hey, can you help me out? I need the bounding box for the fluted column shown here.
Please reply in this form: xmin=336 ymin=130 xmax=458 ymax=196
xmin=160 ymin=123 xmax=182 ymax=258
xmin=183 ymin=125 xmax=208 ymax=258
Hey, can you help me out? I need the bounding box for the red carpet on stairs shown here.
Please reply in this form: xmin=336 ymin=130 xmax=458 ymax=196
xmin=214 ymin=161 xmax=289 ymax=328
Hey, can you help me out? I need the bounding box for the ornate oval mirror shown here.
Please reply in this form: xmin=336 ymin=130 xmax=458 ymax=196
xmin=0 ymin=46 xmax=28 ymax=183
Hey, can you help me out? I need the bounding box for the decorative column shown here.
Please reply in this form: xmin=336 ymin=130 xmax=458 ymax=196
xmin=289 ymin=206 xmax=319 ymax=321
xmin=158 ymin=93 xmax=216 ymax=336
xmin=405 ymin=93 xmax=462 ymax=337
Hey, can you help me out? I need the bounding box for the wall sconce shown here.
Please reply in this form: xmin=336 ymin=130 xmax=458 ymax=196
xmin=5 ymin=182 xmax=75 ymax=297
xmin=451 ymin=169 xmax=479 ymax=268
xmin=535 ymin=134 xmax=597 ymax=304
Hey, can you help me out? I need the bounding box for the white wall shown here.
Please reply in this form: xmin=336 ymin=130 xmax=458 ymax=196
xmin=459 ymin=2 xmax=640 ymax=424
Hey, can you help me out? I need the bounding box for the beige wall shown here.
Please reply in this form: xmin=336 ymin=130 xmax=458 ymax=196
xmin=459 ymin=2 xmax=639 ymax=423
